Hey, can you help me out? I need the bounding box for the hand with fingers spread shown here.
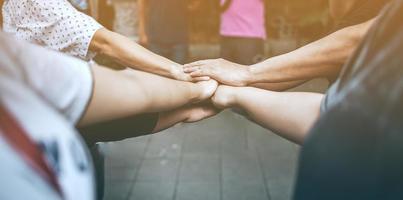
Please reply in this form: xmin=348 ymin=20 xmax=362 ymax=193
xmin=172 ymin=65 xmax=211 ymax=82
xmin=183 ymin=58 xmax=251 ymax=86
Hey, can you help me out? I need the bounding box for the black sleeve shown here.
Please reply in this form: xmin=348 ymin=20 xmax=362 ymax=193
xmin=79 ymin=113 xmax=159 ymax=145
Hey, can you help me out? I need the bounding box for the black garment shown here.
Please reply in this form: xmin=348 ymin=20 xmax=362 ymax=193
xmin=295 ymin=1 xmax=403 ymax=199
xmin=146 ymin=0 xmax=188 ymax=45
xmin=333 ymin=0 xmax=391 ymax=30
xmin=220 ymin=36 xmax=265 ymax=65
xmin=80 ymin=113 xmax=159 ymax=200
xmin=80 ymin=113 xmax=159 ymax=145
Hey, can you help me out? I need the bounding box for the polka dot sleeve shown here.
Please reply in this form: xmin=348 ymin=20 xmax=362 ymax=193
xmin=2 ymin=0 xmax=103 ymax=61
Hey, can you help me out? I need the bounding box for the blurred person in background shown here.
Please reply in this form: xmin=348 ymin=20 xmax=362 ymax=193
xmin=109 ymin=0 xmax=141 ymax=41
xmin=185 ymin=0 xmax=390 ymax=91
xmin=219 ymin=0 xmax=267 ymax=65
xmin=2 ymin=0 xmax=204 ymax=81
xmin=138 ymin=0 xmax=189 ymax=64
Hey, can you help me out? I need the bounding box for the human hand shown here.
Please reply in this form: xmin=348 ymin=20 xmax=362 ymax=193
xmin=211 ymin=85 xmax=238 ymax=109
xmin=183 ymin=58 xmax=251 ymax=86
xmin=153 ymin=101 xmax=220 ymax=132
xmin=171 ymin=65 xmax=211 ymax=82
xmin=192 ymin=79 xmax=218 ymax=103
xmin=183 ymin=102 xmax=221 ymax=123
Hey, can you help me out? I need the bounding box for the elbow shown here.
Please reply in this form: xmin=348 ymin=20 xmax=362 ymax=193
xmin=89 ymin=28 xmax=114 ymax=56
xmin=342 ymin=19 xmax=375 ymax=53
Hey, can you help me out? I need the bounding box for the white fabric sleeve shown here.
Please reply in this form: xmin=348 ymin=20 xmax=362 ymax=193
xmin=2 ymin=0 xmax=103 ymax=61
xmin=0 ymin=32 xmax=94 ymax=124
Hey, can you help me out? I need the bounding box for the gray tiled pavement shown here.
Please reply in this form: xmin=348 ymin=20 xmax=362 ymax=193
xmin=103 ymin=79 xmax=328 ymax=200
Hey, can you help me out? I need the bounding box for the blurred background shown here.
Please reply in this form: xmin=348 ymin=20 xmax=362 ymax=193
xmin=91 ymin=1 xmax=329 ymax=200
xmin=94 ymin=0 xmax=331 ymax=64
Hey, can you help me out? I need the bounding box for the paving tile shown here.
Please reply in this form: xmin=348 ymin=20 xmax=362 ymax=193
xmin=103 ymin=180 xmax=132 ymax=200
xmin=266 ymin=177 xmax=295 ymax=200
xmin=103 ymin=110 xmax=301 ymax=200
xmin=220 ymin=113 xmax=250 ymax=156
xmin=105 ymin=166 xmax=137 ymax=181
xmin=179 ymin=155 xmax=220 ymax=182
xmin=245 ymin=120 xmax=273 ymax=149
xmin=223 ymin=181 xmax=269 ymax=200
xmin=130 ymin=181 xmax=175 ymax=200
xmin=255 ymin=132 xmax=298 ymax=200
xmin=222 ymin=150 xmax=262 ymax=182
xmin=182 ymin=118 xmax=224 ymax=157
xmin=105 ymin=154 xmax=144 ymax=168
xmin=104 ymin=136 xmax=150 ymax=167
xmin=176 ymin=182 xmax=220 ymax=200
xmin=136 ymin=158 xmax=179 ymax=182
xmin=145 ymin=128 xmax=185 ymax=159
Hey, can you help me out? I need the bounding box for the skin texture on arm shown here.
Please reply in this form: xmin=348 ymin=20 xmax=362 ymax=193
xmin=152 ymin=103 xmax=220 ymax=133
xmin=211 ymin=85 xmax=323 ymax=144
xmin=246 ymin=18 xmax=375 ymax=83
xmin=89 ymin=28 xmax=208 ymax=82
xmin=184 ymin=18 xmax=376 ymax=90
xmin=78 ymin=63 xmax=217 ymax=127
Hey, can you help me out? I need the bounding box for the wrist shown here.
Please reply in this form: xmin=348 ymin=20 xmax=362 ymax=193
xmin=169 ymin=64 xmax=186 ymax=80
xmin=242 ymin=65 xmax=254 ymax=86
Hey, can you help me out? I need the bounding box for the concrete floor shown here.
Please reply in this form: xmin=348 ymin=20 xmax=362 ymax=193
xmin=102 ymin=79 xmax=328 ymax=200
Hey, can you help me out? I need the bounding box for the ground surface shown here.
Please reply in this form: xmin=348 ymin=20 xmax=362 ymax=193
xmin=103 ymin=79 xmax=327 ymax=200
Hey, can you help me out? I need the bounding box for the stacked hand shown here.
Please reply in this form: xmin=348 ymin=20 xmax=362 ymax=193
xmin=184 ymin=58 xmax=250 ymax=86
xmin=179 ymin=59 xmax=250 ymax=122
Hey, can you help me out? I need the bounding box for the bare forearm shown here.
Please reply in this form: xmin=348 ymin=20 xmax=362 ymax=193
xmin=90 ymin=28 xmax=186 ymax=80
xmin=79 ymin=64 xmax=215 ymax=126
xmin=152 ymin=103 xmax=219 ymax=133
xmin=246 ymin=19 xmax=376 ymax=84
xmin=233 ymin=88 xmax=323 ymax=144
xmin=212 ymin=86 xmax=323 ymax=144
xmin=152 ymin=110 xmax=188 ymax=133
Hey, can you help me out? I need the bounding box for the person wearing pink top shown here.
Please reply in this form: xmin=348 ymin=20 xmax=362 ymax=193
xmin=220 ymin=0 xmax=267 ymax=65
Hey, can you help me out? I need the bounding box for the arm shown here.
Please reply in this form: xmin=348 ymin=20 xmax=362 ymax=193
xmin=184 ymin=18 xmax=376 ymax=89
xmin=80 ymin=103 xmax=219 ymax=144
xmin=246 ymin=18 xmax=375 ymax=83
xmin=152 ymin=103 xmax=219 ymax=133
xmin=1 ymin=31 xmax=218 ymax=141
xmin=89 ymin=28 xmax=208 ymax=82
xmin=78 ymin=64 xmax=217 ymax=126
xmin=212 ymin=85 xmax=323 ymax=144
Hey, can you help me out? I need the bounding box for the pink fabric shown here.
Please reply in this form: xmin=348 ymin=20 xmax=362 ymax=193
xmin=220 ymin=0 xmax=266 ymax=39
